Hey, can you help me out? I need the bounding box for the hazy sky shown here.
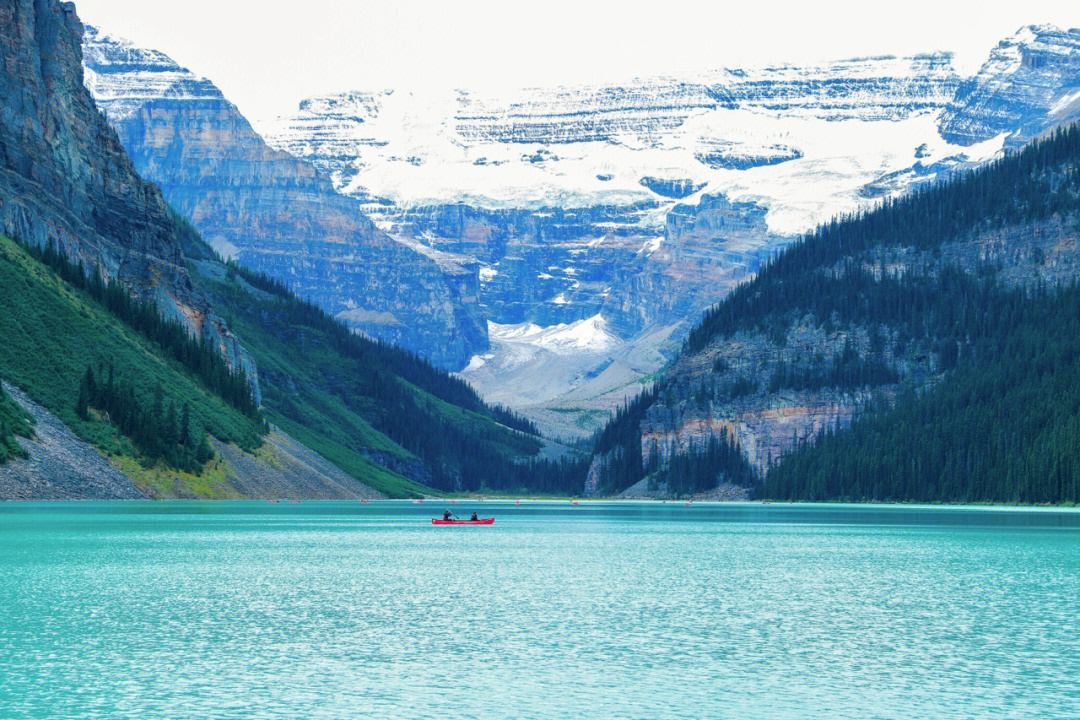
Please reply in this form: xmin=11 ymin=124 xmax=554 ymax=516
xmin=74 ymin=0 xmax=1080 ymax=128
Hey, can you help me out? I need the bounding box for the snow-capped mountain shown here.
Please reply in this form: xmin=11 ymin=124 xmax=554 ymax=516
xmin=262 ymin=53 xmax=965 ymax=225
xmin=940 ymin=25 xmax=1080 ymax=146
xmin=82 ymin=24 xmax=1080 ymax=437
xmin=258 ymin=50 xmax=1021 ymax=435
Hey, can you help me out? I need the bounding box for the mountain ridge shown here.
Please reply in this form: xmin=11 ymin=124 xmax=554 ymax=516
xmin=82 ymin=24 xmax=1080 ymax=438
xmin=0 ymin=0 xmax=254 ymax=380
xmin=82 ymin=25 xmax=487 ymax=369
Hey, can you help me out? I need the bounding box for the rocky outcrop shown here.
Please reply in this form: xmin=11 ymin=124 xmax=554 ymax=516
xmin=939 ymin=25 xmax=1080 ymax=146
xmin=638 ymin=177 xmax=705 ymax=199
xmin=82 ymin=27 xmax=486 ymax=368
xmin=602 ymin=193 xmax=781 ymax=337
xmin=211 ymin=430 xmax=383 ymax=500
xmin=695 ymin=141 xmax=803 ymax=170
xmin=0 ymin=0 xmax=252 ymax=378
xmin=0 ymin=383 xmax=145 ymax=499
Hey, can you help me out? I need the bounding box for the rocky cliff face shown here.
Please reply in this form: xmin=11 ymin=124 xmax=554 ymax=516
xmin=387 ymin=194 xmax=780 ymax=337
xmin=82 ymin=27 xmax=486 ymax=368
xmin=0 ymin=0 xmax=250 ymax=375
xmin=939 ymin=25 xmax=1080 ymax=146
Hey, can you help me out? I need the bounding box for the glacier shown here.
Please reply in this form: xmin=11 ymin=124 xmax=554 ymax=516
xmin=258 ymin=49 xmax=1022 ymax=437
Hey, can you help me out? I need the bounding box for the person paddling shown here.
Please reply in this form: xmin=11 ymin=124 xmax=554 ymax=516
xmin=470 ymin=512 xmax=479 ymax=521
xmin=443 ymin=509 xmax=454 ymax=521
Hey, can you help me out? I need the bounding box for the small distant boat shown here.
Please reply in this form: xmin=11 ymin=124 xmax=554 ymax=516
xmin=289 ymin=500 xmax=302 ymax=504
xmin=514 ymin=500 xmax=520 ymax=505
xmin=360 ymin=499 xmax=370 ymax=504
xmin=684 ymin=502 xmax=692 ymax=508
xmin=431 ymin=518 xmax=495 ymax=525
xmin=267 ymin=500 xmax=281 ymax=504
xmin=572 ymin=501 xmax=580 ymax=506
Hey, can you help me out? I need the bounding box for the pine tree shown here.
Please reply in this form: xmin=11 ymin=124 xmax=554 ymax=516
xmin=76 ymin=366 xmax=95 ymax=420
xmin=180 ymin=403 xmax=191 ymax=447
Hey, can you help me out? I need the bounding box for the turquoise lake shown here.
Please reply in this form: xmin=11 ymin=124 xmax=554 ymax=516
xmin=2 ymin=501 xmax=1079 ymax=719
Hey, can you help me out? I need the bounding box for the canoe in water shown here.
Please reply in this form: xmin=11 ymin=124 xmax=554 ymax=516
xmin=431 ymin=518 xmax=495 ymax=525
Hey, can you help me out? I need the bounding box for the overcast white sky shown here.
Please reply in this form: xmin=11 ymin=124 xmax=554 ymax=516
xmin=74 ymin=0 xmax=1080 ymax=127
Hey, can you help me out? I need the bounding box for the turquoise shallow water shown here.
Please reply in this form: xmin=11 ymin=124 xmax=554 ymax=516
xmin=2 ymin=501 xmax=1080 ymax=719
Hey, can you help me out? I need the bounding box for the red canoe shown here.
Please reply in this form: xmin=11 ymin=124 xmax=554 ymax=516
xmin=431 ymin=518 xmax=495 ymax=525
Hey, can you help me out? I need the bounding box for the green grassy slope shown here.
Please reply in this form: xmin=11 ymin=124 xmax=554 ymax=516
xmin=0 ymin=235 xmax=263 ymax=489
xmin=0 ymin=382 xmax=34 ymax=464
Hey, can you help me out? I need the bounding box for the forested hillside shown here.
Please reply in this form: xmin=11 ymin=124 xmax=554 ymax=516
xmin=0 ymin=226 xmax=586 ymax=497
xmin=767 ymin=282 xmax=1080 ymax=503
xmin=196 ymin=261 xmax=587 ymax=497
xmin=591 ymin=123 xmax=1080 ymax=503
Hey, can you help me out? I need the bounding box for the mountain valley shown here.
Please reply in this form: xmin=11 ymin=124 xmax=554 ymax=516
xmin=1 ymin=0 xmax=1079 ymax=502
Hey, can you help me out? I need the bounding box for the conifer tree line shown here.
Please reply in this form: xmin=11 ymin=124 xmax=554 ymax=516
xmin=592 ymin=388 xmax=658 ymax=494
xmin=76 ymin=366 xmax=214 ymax=473
xmin=591 ymin=386 xmax=759 ymax=496
xmin=26 ymin=240 xmax=260 ymax=419
xmin=687 ymin=123 xmax=1080 ymax=353
xmin=646 ymin=430 xmax=758 ymax=497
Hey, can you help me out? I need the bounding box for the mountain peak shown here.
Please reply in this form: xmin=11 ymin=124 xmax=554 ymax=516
xmin=82 ymin=24 xmax=225 ymax=122
xmin=81 ymin=24 xmax=490 ymax=368
xmin=937 ymin=24 xmax=1080 ymax=146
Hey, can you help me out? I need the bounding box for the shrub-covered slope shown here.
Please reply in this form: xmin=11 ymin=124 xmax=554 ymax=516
xmin=0 ymin=234 xmax=265 ymax=493
xmin=0 ymin=383 xmax=34 ymax=464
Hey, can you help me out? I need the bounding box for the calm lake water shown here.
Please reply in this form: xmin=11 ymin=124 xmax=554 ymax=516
xmin=2 ymin=501 xmax=1079 ymax=719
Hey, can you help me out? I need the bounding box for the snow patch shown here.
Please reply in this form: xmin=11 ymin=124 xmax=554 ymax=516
xmin=1052 ymin=89 xmax=1080 ymax=116
xmin=488 ymin=314 xmax=618 ymax=354
xmin=639 ymin=236 xmax=664 ymax=254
